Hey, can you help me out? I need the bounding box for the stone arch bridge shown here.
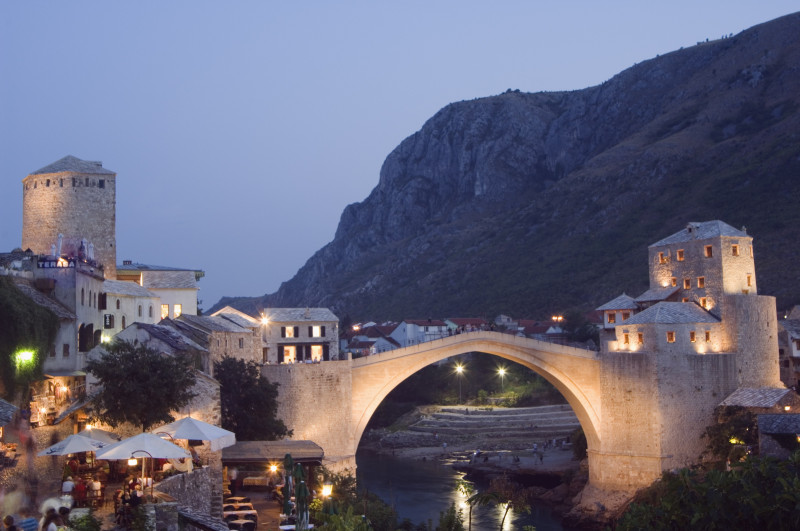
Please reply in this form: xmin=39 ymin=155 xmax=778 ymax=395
xmin=266 ymin=330 xmax=742 ymax=493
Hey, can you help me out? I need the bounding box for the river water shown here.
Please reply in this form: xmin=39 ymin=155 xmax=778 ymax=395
xmin=356 ymin=450 xmax=569 ymax=530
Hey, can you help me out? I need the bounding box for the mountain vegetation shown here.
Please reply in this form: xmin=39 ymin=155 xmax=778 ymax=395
xmin=213 ymin=12 xmax=800 ymax=320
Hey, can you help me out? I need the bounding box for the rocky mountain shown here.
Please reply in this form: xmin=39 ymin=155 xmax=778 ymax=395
xmin=213 ymin=12 xmax=800 ymax=320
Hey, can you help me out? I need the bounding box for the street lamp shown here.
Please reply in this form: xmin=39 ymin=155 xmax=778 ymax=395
xmin=455 ymin=364 xmax=464 ymax=404
xmin=130 ymin=450 xmax=154 ymax=499
xmin=498 ymin=367 xmax=506 ymax=392
xmin=322 ymin=482 xmax=333 ymax=514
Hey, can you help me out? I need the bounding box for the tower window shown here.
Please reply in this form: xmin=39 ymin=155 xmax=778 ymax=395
xmin=697 ymin=277 xmax=705 ymax=288
xmin=607 ymin=313 xmax=616 ymax=324
xmin=85 ymin=177 xmax=89 ymax=186
xmin=60 ymin=179 xmax=63 ymax=187
xmin=658 ymin=252 xmax=667 ymax=264
xmin=81 ymin=288 xmax=85 ymax=306
xmin=72 ymin=178 xmax=76 ymax=187
xmin=700 ymin=297 xmax=708 ymax=309
xmin=676 ymin=249 xmax=684 ymax=261
xmin=174 ymin=304 xmax=182 ymax=318
xmin=704 ymin=245 xmax=713 ymax=258
xmin=622 ymin=312 xmax=630 ymax=321
xmin=731 ymin=244 xmax=739 ymax=256
xmin=116 ymin=299 xmax=120 ymax=310
xmin=671 ymin=277 xmax=677 ymax=287
xmin=46 ymin=179 xmax=50 ymax=187
xmin=99 ymin=179 xmax=105 ymax=189
xmin=637 ymin=333 xmax=644 ymax=344
xmin=681 ymin=298 xmax=689 ymax=303
xmin=746 ymin=274 xmax=752 ymax=287
xmin=239 ymin=338 xmax=244 ymax=349
xmin=690 ymin=331 xmax=696 ymax=343
xmin=705 ymin=331 xmax=711 ymax=342
xmin=161 ymin=305 xmax=169 ymax=319
xmin=623 ymin=333 xmax=630 ymax=345
xmin=148 ymin=305 xmax=153 ymax=318
xmin=666 ymin=331 xmax=676 ymax=343
xmin=683 ymin=278 xmax=691 ymax=289
xmin=138 ymin=305 xmax=142 ymax=317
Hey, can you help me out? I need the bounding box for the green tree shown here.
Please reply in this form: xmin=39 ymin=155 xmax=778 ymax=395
xmin=0 ymin=276 xmax=59 ymax=400
xmin=214 ymin=356 xmax=290 ymax=440
xmin=702 ymin=406 xmax=758 ymax=462
xmin=435 ymin=503 xmax=464 ymax=531
xmin=86 ymin=340 xmax=197 ymax=432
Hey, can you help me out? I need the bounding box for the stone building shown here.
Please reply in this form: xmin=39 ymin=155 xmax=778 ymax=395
xmin=22 ymin=155 xmax=118 ymax=279
xmin=257 ymin=307 xmax=340 ymax=363
xmin=595 ymin=220 xmax=784 ymax=472
xmin=778 ymin=306 xmax=800 ymax=389
xmin=117 ymin=261 xmax=203 ymax=319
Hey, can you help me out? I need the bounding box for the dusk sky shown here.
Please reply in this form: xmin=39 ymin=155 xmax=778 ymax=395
xmin=2 ymin=2 xmax=797 ymax=310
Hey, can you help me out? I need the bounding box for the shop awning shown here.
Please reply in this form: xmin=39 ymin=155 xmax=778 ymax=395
xmin=54 ymin=396 xmax=92 ymax=425
xmin=44 ymin=370 xmax=86 ymax=378
xmin=222 ymin=440 xmax=323 ymax=465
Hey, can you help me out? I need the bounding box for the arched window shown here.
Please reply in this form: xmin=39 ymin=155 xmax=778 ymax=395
xmin=81 ymin=288 xmax=85 ymax=305
xmin=148 ymin=305 xmax=153 ymax=318
xmin=116 ymin=299 xmax=121 ymax=310
xmin=138 ymin=305 xmax=142 ymax=317
xmin=122 ymin=316 xmax=126 ymax=329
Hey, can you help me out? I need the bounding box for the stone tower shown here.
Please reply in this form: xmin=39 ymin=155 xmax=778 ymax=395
xmin=22 ymin=155 xmax=117 ymax=278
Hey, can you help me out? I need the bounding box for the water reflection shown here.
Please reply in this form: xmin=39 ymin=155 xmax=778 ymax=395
xmin=356 ymin=450 xmax=566 ymax=530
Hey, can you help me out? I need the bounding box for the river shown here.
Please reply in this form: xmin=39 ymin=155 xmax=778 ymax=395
xmin=356 ymin=450 xmax=571 ymax=530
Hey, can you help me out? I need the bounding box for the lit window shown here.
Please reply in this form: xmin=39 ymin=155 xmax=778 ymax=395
xmin=746 ymin=274 xmax=752 ymax=287
xmin=682 ymin=298 xmax=689 ymax=303
xmin=283 ymin=345 xmax=297 ymax=363
xmin=623 ymin=333 xmax=630 ymax=345
xmin=671 ymin=277 xmax=677 ymax=287
xmin=658 ymin=252 xmax=667 ymax=264
xmin=697 ymin=277 xmax=705 ymax=288
xmin=283 ymin=326 xmax=296 ymax=338
xmin=705 ymin=331 xmax=711 ymax=342
xmin=174 ymin=304 xmax=182 ymax=318
xmin=666 ymin=331 xmax=675 ymax=343
xmin=622 ymin=312 xmax=630 ymax=321
xmin=311 ymin=345 xmax=323 ymax=361
xmin=238 ymin=338 xmax=244 ymax=349
xmin=731 ymin=244 xmax=739 ymax=256
xmin=138 ymin=305 xmax=142 ymax=317
xmin=676 ymin=249 xmax=684 ymax=261
xmin=683 ymin=278 xmax=691 ymax=289
xmin=311 ymin=325 xmax=323 ymax=337
xmin=704 ymin=245 xmax=713 ymax=258
xmin=638 ymin=333 xmax=644 ymax=344
xmin=750 ymin=246 xmax=754 ymax=257
xmin=700 ymin=297 xmax=708 ymax=309
xmin=607 ymin=313 xmax=616 ymax=324
xmin=161 ymin=304 xmax=169 ymax=319
xmin=690 ymin=331 xmax=696 ymax=343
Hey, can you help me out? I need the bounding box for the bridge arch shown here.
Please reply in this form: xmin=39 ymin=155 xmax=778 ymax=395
xmin=350 ymin=331 xmax=601 ymax=456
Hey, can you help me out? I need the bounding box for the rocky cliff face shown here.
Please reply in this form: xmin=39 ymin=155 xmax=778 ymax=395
xmin=214 ymin=12 xmax=800 ymax=319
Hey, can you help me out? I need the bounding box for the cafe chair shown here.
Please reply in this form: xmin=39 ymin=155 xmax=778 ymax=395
xmin=223 ymin=504 xmax=236 ymax=511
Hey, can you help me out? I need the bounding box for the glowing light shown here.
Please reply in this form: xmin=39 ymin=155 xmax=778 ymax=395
xmin=551 ymin=315 xmax=563 ymax=322
xmin=261 ymin=316 xmax=269 ymax=326
xmin=729 ymin=437 xmax=744 ymax=445
xmin=269 ymin=464 xmax=278 ymax=473
xmin=14 ymin=350 xmax=34 ymax=368
xmin=455 ymin=364 xmax=464 ymax=374
xmin=100 ymin=335 xmax=111 ymax=343
xmin=352 ymin=324 xmax=361 ymax=331
xmin=128 ymin=458 xmax=138 ymax=466
xmin=57 ymin=257 xmax=68 ymax=267
xmin=321 ymin=483 xmax=333 ymax=498
xmin=785 ymin=406 xmax=791 ymax=411
xmin=86 ymin=424 xmax=94 ymax=430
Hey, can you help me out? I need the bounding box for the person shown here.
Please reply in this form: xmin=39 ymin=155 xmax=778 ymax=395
xmin=129 ymin=485 xmax=143 ymax=507
xmin=229 ymin=467 xmax=238 ymax=496
xmin=73 ymin=478 xmax=87 ymax=502
xmin=12 ymin=509 xmax=36 ymax=531
xmin=41 ymin=512 xmax=61 ymax=531
xmin=3 ymin=515 xmax=17 ymax=531
xmin=61 ymin=477 xmax=75 ymax=495
xmin=66 ymin=457 xmax=79 ymax=477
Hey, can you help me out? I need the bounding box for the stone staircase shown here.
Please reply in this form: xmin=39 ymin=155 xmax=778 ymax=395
xmin=408 ymin=404 xmax=580 ymax=441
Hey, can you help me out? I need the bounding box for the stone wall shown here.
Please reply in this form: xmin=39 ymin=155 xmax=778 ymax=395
xmin=722 ymin=294 xmax=782 ymax=388
xmin=264 ymin=360 xmax=354 ymax=461
xmin=156 ymin=466 xmax=214 ymax=515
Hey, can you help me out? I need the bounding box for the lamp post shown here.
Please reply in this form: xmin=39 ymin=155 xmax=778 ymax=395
xmin=130 ymin=450 xmax=154 ymax=500
xmin=455 ymin=364 xmax=465 ymax=404
xmin=322 ymin=482 xmax=333 ymax=514
xmin=498 ymin=368 xmax=506 ymax=392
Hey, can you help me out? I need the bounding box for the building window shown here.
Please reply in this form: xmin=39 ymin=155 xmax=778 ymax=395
xmin=750 ymin=246 xmax=754 ymax=257
xmin=122 ymin=316 xmax=126 ymax=329
xmin=309 ymin=325 xmax=325 ymax=337
xmin=607 ymin=313 xmax=616 ymax=324
xmin=116 ymin=299 xmax=120 ymax=310
xmin=690 ymin=331 xmax=696 ymax=343
xmin=282 ymin=326 xmax=298 ymax=338
xmin=63 ymin=344 xmax=70 ymax=358
xmin=238 ymin=338 xmax=244 ymax=349
xmin=49 ymin=346 xmax=56 ymax=358
xmin=681 ymin=298 xmax=689 ymax=303
xmin=59 ymin=178 xmax=63 ymax=187
xmin=658 ymin=252 xmax=667 ymax=264
xmin=81 ymin=288 xmax=85 ymax=305
xmin=622 ymin=312 xmax=630 ymax=321
xmin=671 ymin=277 xmax=677 ymax=287
xmin=705 ymin=331 xmax=711 ymax=342
xmin=85 ymin=177 xmax=89 ymax=186
xmin=148 ymin=305 xmax=153 ymax=318
xmin=731 ymin=244 xmax=739 ymax=256
xmin=623 ymin=333 xmax=630 ymax=345
xmin=72 ymin=177 xmax=76 ymax=187
xmin=697 ymin=277 xmax=705 ymax=288
xmin=138 ymin=305 xmax=142 ymax=317
xmin=283 ymin=345 xmax=297 ymax=363
xmin=638 ymin=333 xmax=644 ymax=344
xmin=311 ymin=345 xmax=323 ymax=361
xmin=704 ymin=245 xmax=713 ymax=258
xmin=683 ymin=278 xmax=691 ymax=289
xmin=161 ymin=305 xmax=169 ymax=319
xmin=174 ymin=304 xmax=182 ymax=318
xmin=666 ymin=331 xmax=676 ymax=343
xmin=746 ymin=274 xmax=752 ymax=287
xmin=46 ymin=179 xmax=50 ymax=187
xmin=700 ymin=297 xmax=708 ymax=309
xmin=99 ymin=179 xmax=105 ymax=189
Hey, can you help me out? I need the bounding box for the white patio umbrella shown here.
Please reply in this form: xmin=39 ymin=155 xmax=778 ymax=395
xmin=152 ymin=416 xmax=236 ymax=451
xmin=96 ymin=432 xmax=191 ymax=493
xmin=78 ymin=427 xmax=122 ymax=445
xmin=37 ymin=434 xmax=108 ymax=456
